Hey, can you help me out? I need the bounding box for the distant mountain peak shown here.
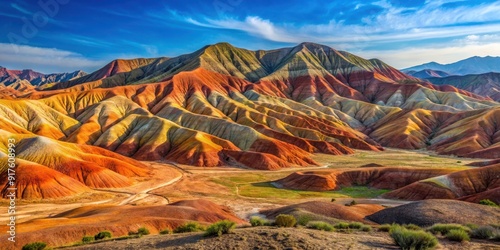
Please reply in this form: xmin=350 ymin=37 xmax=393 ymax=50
xmin=404 ymin=56 xmax=500 ymax=75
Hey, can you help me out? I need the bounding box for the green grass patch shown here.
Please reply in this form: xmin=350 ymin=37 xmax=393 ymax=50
xmin=204 ymin=220 xmax=236 ymax=237
xmin=238 ymin=182 xmax=389 ymax=199
xmin=479 ymin=199 xmax=499 ymax=207
xmin=471 ymin=226 xmax=495 ymax=239
xmin=429 ymin=224 xmax=471 ymax=235
xmin=173 ymin=222 xmax=205 ymax=233
xmin=390 ymin=225 xmax=438 ymax=250
xmin=307 ymin=221 xmax=335 ymax=232
xmin=94 ymin=231 xmax=112 ymax=240
xmin=275 ymin=214 xmax=297 ymax=227
xmin=250 ymin=216 xmax=269 ymax=227
xmin=22 ymin=242 xmax=47 ymax=250
xmin=446 ymin=229 xmax=470 ymax=242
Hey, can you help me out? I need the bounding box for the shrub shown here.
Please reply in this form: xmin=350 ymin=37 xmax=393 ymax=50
xmin=297 ymin=215 xmax=313 ymax=226
xmin=493 ymin=233 xmax=500 ymax=242
xmin=429 ymin=224 xmax=470 ymax=235
xmin=81 ymin=236 xmax=94 ymax=243
xmin=348 ymin=222 xmax=363 ymax=229
xmin=465 ymin=223 xmax=479 ymax=230
xmin=445 ymin=229 xmax=470 ymax=242
xmin=404 ymin=224 xmax=422 ymax=231
xmin=378 ymin=224 xmax=392 ymax=232
xmin=307 ymin=221 xmax=335 ymax=232
xmin=275 ymin=214 xmax=296 ymax=227
xmin=479 ymin=199 xmax=498 ymax=207
xmin=250 ymin=216 xmax=268 ymax=227
xmin=334 ymin=222 xmax=350 ymax=229
xmin=204 ymin=220 xmax=236 ymax=237
xmin=471 ymin=226 xmax=495 ymax=239
xmin=137 ymin=227 xmax=150 ymax=236
xmin=361 ymin=225 xmax=372 ymax=232
xmin=94 ymin=231 xmax=112 ymax=240
xmin=173 ymin=222 xmax=204 ymax=233
xmin=345 ymin=200 xmax=357 ymax=206
xmin=160 ymin=228 xmax=172 ymax=235
xmin=390 ymin=226 xmax=438 ymax=250
xmin=22 ymin=242 xmax=47 ymax=250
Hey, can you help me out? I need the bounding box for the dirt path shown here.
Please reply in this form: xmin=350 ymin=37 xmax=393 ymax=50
xmin=118 ymin=174 xmax=183 ymax=205
xmin=0 ymin=162 xmax=184 ymax=224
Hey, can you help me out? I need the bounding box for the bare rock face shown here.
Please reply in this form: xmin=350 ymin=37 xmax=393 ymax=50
xmin=366 ymin=199 xmax=500 ymax=226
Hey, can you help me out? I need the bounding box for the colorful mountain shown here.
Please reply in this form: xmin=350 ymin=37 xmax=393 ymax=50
xmin=426 ymin=72 xmax=500 ymax=101
xmin=0 ymin=66 xmax=86 ymax=87
xmin=1 ymin=42 xmax=499 ymax=199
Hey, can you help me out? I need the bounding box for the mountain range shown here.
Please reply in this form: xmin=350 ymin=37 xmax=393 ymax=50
xmin=403 ymin=56 xmax=500 ymax=75
xmin=425 ymin=72 xmax=500 ymax=101
xmin=0 ymin=66 xmax=86 ymax=89
xmin=1 ymin=42 xmax=499 ymax=199
xmin=404 ymin=57 xmax=500 ymax=101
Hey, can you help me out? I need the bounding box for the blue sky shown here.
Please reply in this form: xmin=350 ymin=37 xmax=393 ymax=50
xmin=1 ymin=0 xmax=500 ymax=73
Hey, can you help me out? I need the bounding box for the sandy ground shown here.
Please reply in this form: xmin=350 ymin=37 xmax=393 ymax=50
xmin=66 ymin=227 xmax=500 ymax=250
xmin=0 ymin=150 xmax=493 ymax=249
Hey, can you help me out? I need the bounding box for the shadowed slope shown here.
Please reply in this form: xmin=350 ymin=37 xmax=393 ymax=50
xmin=366 ymin=199 xmax=500 ymax=226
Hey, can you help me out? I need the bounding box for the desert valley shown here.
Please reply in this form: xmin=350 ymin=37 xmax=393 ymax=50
xmin=0 ymin=41 xmax=499 ymax=249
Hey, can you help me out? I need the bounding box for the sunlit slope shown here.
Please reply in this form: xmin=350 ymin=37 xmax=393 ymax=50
xmin=0 ymin=69 xmax=387 ymax=170
xmin=1 ymin=42 xmax=499 ymax=171
xmin=0 ymin=130 xmax=149 ymax=198
xmin=367 ymin=107 xmax=500 ymax=158
xmin=383 ymin=164 xmax=500 ymax=202
xmin=38 ymin=43 xmax=495 ymax=111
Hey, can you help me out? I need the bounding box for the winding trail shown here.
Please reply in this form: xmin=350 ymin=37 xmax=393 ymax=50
xmin=118 ymin=174 xmax=183 ymax=205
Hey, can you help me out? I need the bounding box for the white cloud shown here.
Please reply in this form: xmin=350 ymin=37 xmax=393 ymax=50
xmin=0 ymin=43 xmax=105 ymax=73
xmin=175 ymin=1 xmax=500 ymax=50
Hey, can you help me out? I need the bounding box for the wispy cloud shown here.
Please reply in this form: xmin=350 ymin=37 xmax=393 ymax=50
xmin=69 ymin=36 xmax=113 ymax=48
xmin=169 ymin=0 xmax=500 ymax=50
xmin=10 ymin=3 xmax=32 ymax=15
xmin=0 ymin=43 xmax=106 ymax=73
